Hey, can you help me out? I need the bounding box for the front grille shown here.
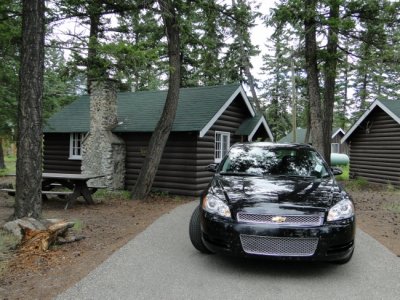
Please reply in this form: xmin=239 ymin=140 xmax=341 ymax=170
xmin=237 ymin=213 xmax=323 ymax=226
xmin=240 ymin=234 xmax=318 ymax=256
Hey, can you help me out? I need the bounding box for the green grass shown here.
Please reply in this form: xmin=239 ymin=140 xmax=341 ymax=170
xmin=71 ymin=219 xmax=84 ymax=232
xmin=334 ymin=164 xmax=349 ymax=181
xmin=333 ymin=164 xmax=372 ymax=191
xmin=0 ymin=155 xmax=16 ymax=176
xmin=343 ymin=176 xmax=369 ymax=191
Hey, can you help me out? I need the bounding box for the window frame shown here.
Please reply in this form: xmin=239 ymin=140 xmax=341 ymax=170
xmin=215 ymin=131 xmax=230 ymax=163
xmin=331 ymin=143 xmax=340 ymax=154
xmin=69 ymin=132 xmax=85 ymax=160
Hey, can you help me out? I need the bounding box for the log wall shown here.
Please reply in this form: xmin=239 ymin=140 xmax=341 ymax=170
xmin=123 ymin=132 xmax=200 ymax=196
xmin=43 ymin=133 xmax=82 ymax=173
xmin=123 ymin=96 xmax=254 ymax=196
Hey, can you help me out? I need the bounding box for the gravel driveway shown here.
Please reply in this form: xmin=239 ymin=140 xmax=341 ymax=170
xmin=57 ymin=201 xmax=400 ymax=300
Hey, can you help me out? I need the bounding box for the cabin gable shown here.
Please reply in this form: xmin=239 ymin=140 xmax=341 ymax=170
xmin=348 ymin=106 xmax=400 ymax=186
xmin=194 ymin=95 xmax=256 ymax=194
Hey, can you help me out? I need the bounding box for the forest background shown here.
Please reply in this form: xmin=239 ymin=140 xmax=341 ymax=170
xmin=1 ymin=0 xmax=399 ymax=181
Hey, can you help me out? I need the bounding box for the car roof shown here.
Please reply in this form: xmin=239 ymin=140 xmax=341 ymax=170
xmin=232 ymin=142 xmax=313 ymax=150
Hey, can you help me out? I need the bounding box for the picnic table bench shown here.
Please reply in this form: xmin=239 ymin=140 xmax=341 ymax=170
xmin=0 ymin=172 xmax=105 ymax=209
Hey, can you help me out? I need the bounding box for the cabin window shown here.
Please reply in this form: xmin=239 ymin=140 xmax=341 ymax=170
xmin=331 ymin=143 xmax=340 ymax=154
xmin=215 ymin=131 xmax=230 ymax=163
xmin=69 ymin=133 xmax=84 ymax=160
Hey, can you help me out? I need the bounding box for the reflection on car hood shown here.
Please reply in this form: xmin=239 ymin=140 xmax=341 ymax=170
xmin=212 ymin=174 xmax=342 ymax=211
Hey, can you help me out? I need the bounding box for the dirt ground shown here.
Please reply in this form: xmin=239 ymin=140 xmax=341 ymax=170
xmin=0 ymin=178 xmax=399 ymax=300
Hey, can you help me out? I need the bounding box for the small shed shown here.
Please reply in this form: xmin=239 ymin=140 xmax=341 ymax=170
xmin=279 ymin=128 xmax=348 ymax=154
xmin=43 ymin=83 xmax=273 ymax=196
xmin=341 ymin=99 xmax=400 ymax=186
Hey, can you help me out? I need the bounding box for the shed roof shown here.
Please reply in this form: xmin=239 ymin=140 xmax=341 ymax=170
xmin=44 ymin=83 xmax=273 ymax=139
xmin=279 ymin=127 xmax=345 ymax=143
xmin=279 ymin=128 xmax=308 ymax=143
xmin=235 ymin=114 xmax=274 ymax=142
xmin=341 ymin=99 xmax=400 ymax=143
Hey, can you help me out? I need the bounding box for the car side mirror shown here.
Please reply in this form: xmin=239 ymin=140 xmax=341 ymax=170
xmin=331 ymin=167 xmax=343 ymax=176
xmin=206 ymin=163 xmax=219 ymax=172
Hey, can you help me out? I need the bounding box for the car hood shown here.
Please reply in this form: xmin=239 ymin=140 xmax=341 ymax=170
xmin=211 ymin=175 xmax=342 ymax=214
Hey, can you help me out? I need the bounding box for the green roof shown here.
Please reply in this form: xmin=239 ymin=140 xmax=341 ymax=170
xmin=379 ymin=99 xmax=400 ymax=119
xmin=236 ymin=114 xmax=263 ymax=135
xmin=44 ymin=84 xmax=244 ymax=133
xmin=279 ymin=127 xmax=343 ymax=143
xmin=279 ymin=128 xmax=308 ymax=143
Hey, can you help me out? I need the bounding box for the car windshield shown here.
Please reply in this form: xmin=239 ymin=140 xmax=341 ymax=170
xmin=219 ymin=145 xmax=329 ymax=178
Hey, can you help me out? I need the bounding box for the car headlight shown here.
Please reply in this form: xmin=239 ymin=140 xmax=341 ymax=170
xmin=327 ymin=199 xmax=354 ymax=221
xmin=202 ymin=194 xmax=231 ymax=218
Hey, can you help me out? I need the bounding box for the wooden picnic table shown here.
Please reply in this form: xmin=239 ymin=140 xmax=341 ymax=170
xmin=1 ymin=173 xmax=104 ymax=209
xmin=42 ymin=173 xmax=105 ymax=209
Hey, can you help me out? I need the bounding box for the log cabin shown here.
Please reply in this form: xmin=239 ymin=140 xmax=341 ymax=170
xmin=341 ymin=99 xmax=400 ymax=186
xmin=43 ymin=82 xmax=273 ymax=196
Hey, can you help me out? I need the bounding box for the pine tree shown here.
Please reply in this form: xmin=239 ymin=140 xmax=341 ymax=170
xmin=0 ymin=0 xmax=20 ymax=169
xmin=15 ymin=0 xmax=45 ymax=219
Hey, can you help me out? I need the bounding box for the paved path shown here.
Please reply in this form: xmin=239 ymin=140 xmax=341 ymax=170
xmin=57 ymin=201 xmax=400 ymax=300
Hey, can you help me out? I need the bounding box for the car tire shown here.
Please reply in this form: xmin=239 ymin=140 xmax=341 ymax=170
xmin=189 ymin=206 xmax=213 ymax=254
xmin=332 ymin=248 xmax=354 ymax=264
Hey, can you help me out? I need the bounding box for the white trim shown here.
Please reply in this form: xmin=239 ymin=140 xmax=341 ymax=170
xmin=331 ymin=128 xmax=345 ymax=139
xmin=341 ymin=100 xmax=400 ymax=143
xmin=69 ymin=132 xmax=84 ymax=160
xmin=199 ymin=85 xmax=255 ymax=137
xmin=248 ymin=116 xmax=274 ymax=142
xmin=214 ymin=131 xmax=230 ymax=163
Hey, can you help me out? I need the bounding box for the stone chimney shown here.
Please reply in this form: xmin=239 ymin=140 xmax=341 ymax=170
xmin=82 ymin=80 xmax=125 ymax=190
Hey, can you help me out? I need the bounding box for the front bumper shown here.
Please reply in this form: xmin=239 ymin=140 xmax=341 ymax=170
xmin=201 ymin=210 xmax=355 ymax=261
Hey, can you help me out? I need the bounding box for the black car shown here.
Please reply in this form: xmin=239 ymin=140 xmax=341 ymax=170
xmin=189 ymin=142 xmax=355 ymax=263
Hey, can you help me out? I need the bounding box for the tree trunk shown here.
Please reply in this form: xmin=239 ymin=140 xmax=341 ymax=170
xmin=304 ymin=102 xmax=311 ymax=144
xmin=304 ymin=0 xmax=324 ymax=157
xmin=360 ymin=72 xmax=368 ymax=111
xmin=131 ymin=0 xmax=181 ymax=199
xmin=87 ymin=1 xmax=102 ymax=94
xmin=232 ymin=0 xmax=262 ymax=112
xmin=341 ymin=52 xmax=349 ymax=129
xmin=322 ymin=1 xmax=339 ymax=163
xmin=290 ymin=52 xmax=297 ymax=143
xmin=14 ymin=0 xmax=45 ymax=219
xmin=243 ymin=63 xmax=261 ymax=112
xmin=0 ymin=139 xmax=5 ymax=169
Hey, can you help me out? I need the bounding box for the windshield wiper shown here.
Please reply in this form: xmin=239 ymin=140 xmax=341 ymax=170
xmin=219 ymin=172 xmax=260 ymax=177
xmin=273 ymin=174 xmax=315 ymax=179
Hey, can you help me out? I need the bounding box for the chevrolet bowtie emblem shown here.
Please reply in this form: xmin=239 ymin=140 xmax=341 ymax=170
xmin=271 ymin=216 xmax=287 ymax=223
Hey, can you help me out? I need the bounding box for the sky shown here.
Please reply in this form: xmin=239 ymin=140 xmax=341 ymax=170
xmin=52 ymin=0 xmax=277 ymax=87
xmin=249 ymin=1 xmax=277 ymax=79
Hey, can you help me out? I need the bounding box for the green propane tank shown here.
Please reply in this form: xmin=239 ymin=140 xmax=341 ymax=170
xmin=330 ymin=153 xmax=349 ymax=166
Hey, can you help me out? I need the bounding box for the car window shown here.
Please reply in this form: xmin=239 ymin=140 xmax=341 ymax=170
xmin=220 ymin=146 xmax=329 ymax=178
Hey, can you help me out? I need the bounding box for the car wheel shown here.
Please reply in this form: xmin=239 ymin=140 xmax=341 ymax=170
xmin=332 ymin=248 xmax=354 ymax=264
xmin=189 ymin=206 xmax=213 ymax=254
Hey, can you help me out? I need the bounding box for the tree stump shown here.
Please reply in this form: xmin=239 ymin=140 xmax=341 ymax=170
xmin=19 ymin=221 xmax=76 ymax=252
